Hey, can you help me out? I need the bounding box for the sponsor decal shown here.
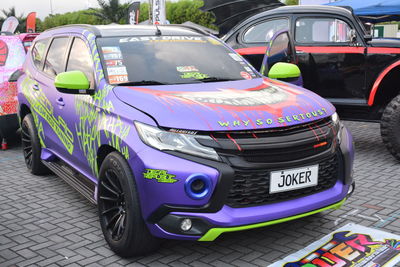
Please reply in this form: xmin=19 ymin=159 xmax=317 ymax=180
xmin=109 ymin=75 xmax=128 ymax=84
xmin=180 ymin=72 xmax=209 ymax=80
xmin=103 ymin=53 xmax=122 ymax=60
xmin=240 ymin=71 xmax=252 ymax=80
xmin=270 ymin=223 xmax=400 ymax=267
xmin=143 ymin=169 xmax=178 ymax=183
xmin=217 ymin=108 xmax=328 ymax=127
xmin=105 ymin=59 xmax=123 ymax=67
xmin=101 ymin=46 xmax=121 ymax=54
xmin=119 ymin=36 xmax=206 ymax=43
xmin=107 ymin=66 xmax=128 ymax=76
xmin=208 ymin=37 xmax=222 ymax=46
xmin=177 ymin=66 xmax=199 ymax=73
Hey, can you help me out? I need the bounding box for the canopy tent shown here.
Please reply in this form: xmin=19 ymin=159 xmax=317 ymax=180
xmin=326 ymin=0 xmax=400 ymax=22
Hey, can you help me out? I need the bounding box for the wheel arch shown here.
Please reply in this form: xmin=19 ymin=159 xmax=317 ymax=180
xmin=19 ymin=103 xmax=31 ymax=121
xmin=368 ymin=60 xmax=400 ymax=107
xmin=96 ymin=144 xmax=118 ymax=174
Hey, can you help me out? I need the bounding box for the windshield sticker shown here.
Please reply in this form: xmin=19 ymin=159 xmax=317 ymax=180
xmin=240 ymin=71 xmax=252 ymax=80
xmin=181 ymin=72 xmax=209 ymax=80
xmin=119 ymin=36 xmax=206 ymax=43
xmin=103 ymin=53 xmax=122 ymax=60
xmin=105 ymin=59 xmax=123 ymax=67
xmin=109 ymin=75 xmax=128 ymax=84
xmin=107 ymin=66 xmax=128 ymax=76
xmin=102 ymin=46 xmax=121 ymax=54
xmin=229 ymin=53 xmax=243 ymax=62
xmin=177 ymin=66 xmax=199 ymax=73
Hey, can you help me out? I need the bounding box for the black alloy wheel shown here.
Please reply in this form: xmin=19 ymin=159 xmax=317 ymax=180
xmin=99 ymin=169 xmax=127 ymax=241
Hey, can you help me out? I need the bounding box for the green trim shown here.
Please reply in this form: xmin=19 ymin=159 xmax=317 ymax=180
xmin=198 ymin=198 xmax=346 ymax=241
xmin=54 ymin=71 xmax=90 ymax=90
xmin=268 ymin=62 xmax=301 ymax=79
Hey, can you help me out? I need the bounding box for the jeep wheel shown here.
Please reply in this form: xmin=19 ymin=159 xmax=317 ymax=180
xmin=381 ymin=95 xmax=400 ymax=161
xmin=21 ymin=114 xmax=49 ymax=175
xmin=98 ymin=152 xmax=160 ymax=257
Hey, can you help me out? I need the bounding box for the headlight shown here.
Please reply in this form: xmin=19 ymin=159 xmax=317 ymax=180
xmin=135 ymin=122 xmax=221 ymax=161
xmin=331 ymin=112 xmax=342 ymax=143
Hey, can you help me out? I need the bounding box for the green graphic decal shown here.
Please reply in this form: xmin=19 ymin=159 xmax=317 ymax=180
xmin=181 ymin=72 xmax=210 ymax=80
xmin=74 ymin=31 xmax=131 ymax=177
xmin=143 ymin=169 xmax=178 ymax=183
xmin=21 ymin=74 xmax=74 ymax=154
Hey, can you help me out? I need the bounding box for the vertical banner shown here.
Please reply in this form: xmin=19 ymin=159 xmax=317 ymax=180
xmin=127 ymin=2 xmax=140 ymax=25
xmin=26 ymin=12 xmax=37 ymax=33
xmin=1 ymin=16 xmax=19 ymax=33
xmin=152 ymin=0 xmax=166 ymax=25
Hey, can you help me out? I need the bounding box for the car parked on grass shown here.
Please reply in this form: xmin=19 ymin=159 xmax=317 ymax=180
xmin=223 ymin=5 xmax=400 ymax=161
xmin=0 ymin=32 xmax=38 ymax=146
xmin=17 ymin=24 xmax=354 ymax=257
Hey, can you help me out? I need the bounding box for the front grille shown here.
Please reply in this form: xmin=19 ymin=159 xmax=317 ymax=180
xmin=226 ymin=154 xmax=339 ymax=208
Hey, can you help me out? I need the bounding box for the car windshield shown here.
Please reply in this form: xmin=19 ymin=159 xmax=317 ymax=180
xmin=97 ymin=35 xmax=259 ymax=85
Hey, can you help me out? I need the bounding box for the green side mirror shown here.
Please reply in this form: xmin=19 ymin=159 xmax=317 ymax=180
xmin=54 ymin=70 xmax=92 ymax=94
xmin=268 ymin=62 xmax=301 ymax=79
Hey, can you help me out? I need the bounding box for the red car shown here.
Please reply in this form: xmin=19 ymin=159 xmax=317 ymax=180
xmin=0 ymin=32 xmax=37 ymax=148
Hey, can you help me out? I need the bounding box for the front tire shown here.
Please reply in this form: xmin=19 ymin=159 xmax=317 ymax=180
xmin=97 ymin=152 xmax=160 ymax=257
xmin=21 ymin=114 xmax=49 ymax=175
xmin=381 ymin=95 xmax=400 ymax=161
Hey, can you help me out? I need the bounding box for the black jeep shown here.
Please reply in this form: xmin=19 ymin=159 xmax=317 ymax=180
xmin=221 ymin=5 xmax=400 ymax=160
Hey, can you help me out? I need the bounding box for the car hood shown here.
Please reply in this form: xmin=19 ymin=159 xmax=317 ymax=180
xmin=113 ymin=78 xmax=335 ymax=131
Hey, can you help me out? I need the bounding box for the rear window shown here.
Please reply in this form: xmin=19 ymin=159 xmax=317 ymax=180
xmin=97 ymin=35 xmax=259 ymax=85
xmin=31 ymin=39 xmax=48 ymax=70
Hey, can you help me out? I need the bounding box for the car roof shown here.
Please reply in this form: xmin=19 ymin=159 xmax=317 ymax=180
xmin=224 ymin=5 xmax=354 ymax=38
xmin=42 ymin=24 xmax=207 ymax=38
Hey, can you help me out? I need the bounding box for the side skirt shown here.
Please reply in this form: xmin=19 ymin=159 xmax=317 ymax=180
xmin=42 ymin=160 xmax=97 ymax=204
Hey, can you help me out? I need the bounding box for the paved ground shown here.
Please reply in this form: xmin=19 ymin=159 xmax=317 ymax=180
xmin=0 ymin=121 xmax=399 ymax=267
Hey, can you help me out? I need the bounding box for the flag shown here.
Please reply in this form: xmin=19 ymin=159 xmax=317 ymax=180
xmin=128 ymin=2 xmax=140 ymax=25
xmin=26 ymin=12 xmax=37 ymax=33
xmin=152 ymin=0 xmax=166 ymax=25
xmin=1 ymin=16 xmax=19 ymax=33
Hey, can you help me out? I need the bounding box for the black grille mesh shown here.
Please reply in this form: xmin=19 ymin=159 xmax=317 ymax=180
xmin=226 ymin=154 xmax=339 ymax=208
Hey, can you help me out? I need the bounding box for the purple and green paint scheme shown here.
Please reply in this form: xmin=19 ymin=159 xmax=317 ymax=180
xmin=18 ymin=25 xmax=354 ymax=241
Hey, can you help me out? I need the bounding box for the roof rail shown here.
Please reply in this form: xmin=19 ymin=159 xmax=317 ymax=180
xmin=43 ymin=24 xmax=102 ymax=36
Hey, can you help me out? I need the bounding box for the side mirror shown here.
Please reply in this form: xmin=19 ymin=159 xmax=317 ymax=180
xmin=54 ymin=71 xmax=93 ymax=94
xmin=268 ymin=62 xmax=301 ymax=80
xmin=364 ymin=35 xmax=373 ymax=42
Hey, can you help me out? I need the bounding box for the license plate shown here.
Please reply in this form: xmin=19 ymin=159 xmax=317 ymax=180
xmin=270 ymin=165 xmax=319 ymax=194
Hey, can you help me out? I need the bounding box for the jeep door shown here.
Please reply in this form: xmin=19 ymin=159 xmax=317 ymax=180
xmin=294 ymin=15 xmax=367 ymax=104
xmin=229 ymin=17 xmax=290 ymax=70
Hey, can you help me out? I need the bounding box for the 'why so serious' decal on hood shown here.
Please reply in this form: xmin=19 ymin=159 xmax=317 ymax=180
xmin=114 ymin=78 xmax=335 ymax=131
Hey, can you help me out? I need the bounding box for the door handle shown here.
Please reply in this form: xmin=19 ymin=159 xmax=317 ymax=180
xmin=56 ymin=97 xmax=65 ymax=107
xmin=32 ymin=84 xmax=39 ymax=90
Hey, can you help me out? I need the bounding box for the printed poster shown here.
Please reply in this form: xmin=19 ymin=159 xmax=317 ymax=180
xmin=269 ymin=223 xmax=400 ymax=267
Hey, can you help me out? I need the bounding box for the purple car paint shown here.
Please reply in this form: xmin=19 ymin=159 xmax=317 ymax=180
xmin=17 ymin=24 xmax=354 ymax=255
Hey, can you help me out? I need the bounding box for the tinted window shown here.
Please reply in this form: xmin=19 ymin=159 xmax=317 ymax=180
xmin=97 ymin=36 xmax=259 ymax=85
xmin=243 ymin=19 xmax=289 ymax=43
xmin=44 ymin=37 xmax=69 ymax=77
xmin=295 ymin=18 xmax=352 ymax=43
xmin=31 ymin=39 xmax=48 ymax=69
xmin=265 ymin=32 xmax=292 ymax=74
xmin=66 ymin=38 xmax=94 ymax=86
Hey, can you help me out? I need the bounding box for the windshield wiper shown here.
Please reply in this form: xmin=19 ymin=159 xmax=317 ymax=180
xmin=197 ymin=77 xmax=237 ymax=83
xmin=117 ymin=80 xmax=168 ymax=86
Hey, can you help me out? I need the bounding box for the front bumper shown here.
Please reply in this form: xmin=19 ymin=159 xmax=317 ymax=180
xmin=136 ymin=124 xmax=354 ymax=241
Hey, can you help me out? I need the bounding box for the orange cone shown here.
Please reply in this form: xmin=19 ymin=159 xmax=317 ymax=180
xmin=1 ymin=138 xmax=7 ymax=150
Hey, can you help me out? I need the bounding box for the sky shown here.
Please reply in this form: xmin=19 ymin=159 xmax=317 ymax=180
xmin=1 ymin=0 xmax=148 ymax=19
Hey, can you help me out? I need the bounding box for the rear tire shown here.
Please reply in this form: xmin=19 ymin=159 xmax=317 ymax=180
xmin=21 ymin=114 xmax=49 ymax=175
xmin=381 ymin=95 xmax=400 ymax=161
xmin=97 ymin=152 xmax=160 ymax=257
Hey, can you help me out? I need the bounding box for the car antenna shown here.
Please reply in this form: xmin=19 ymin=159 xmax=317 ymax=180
xmin=155 ymin=23 xmax=162 ymax=36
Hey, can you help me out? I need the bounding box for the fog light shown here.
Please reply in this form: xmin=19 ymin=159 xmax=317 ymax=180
xmin=180 ymin=218 xmax=192 ymax=231
xmin=185 ymin=173 xmax=212 ymax=200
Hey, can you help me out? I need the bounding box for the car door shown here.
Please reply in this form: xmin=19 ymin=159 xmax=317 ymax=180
xmin=293 ymin=15 xmax=367 ymax=104
xmin=231 ymin=17 xmax=290 ymax=70
xmin=52 ymin=36 xmax=96 ymax=175
xmin=33 ymin=36 xmax=74 ymax=155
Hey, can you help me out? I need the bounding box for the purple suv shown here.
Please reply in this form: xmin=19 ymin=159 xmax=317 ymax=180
xmin=17 ymin=24 xmax=355 ymax=257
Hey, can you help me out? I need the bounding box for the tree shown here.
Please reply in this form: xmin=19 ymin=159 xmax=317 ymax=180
xmin=86 ymin=0 xmax=129 ymax=24
xmin=285 ymin=0 xmax=299 ymax=5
